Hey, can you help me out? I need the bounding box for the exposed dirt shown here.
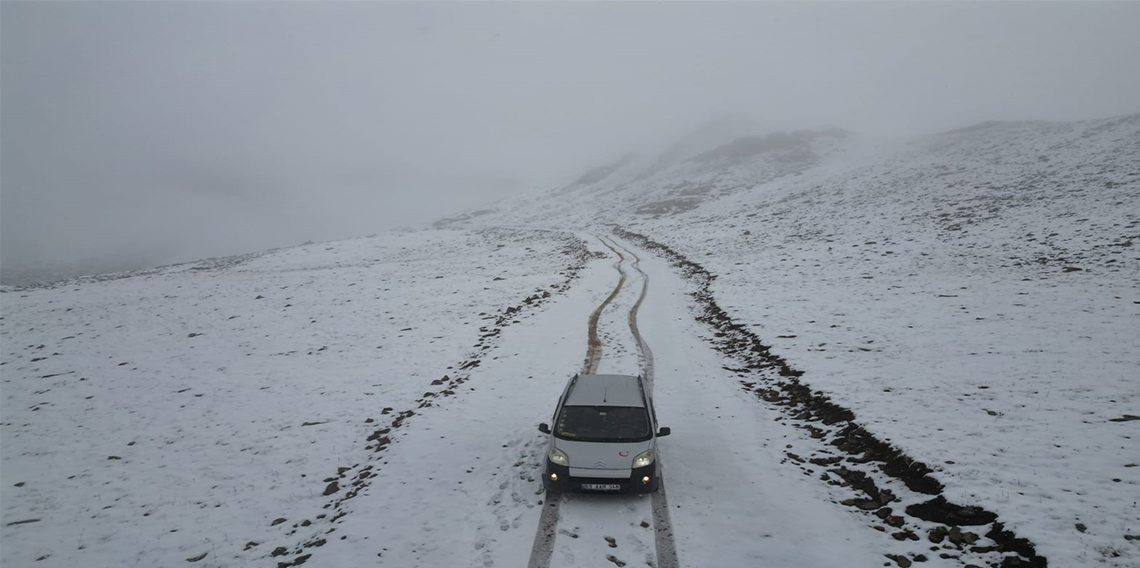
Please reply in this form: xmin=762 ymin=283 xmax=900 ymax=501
xmin=906 ymin=497 xmax=998 ymax=526
xmin=584 ymin=238 xmax=628 ymax=374
xmin=615 ymin=227 xmax=1047 ymax=568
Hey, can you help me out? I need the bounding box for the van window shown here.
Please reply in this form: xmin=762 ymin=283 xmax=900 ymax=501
xmin=555 ymin=405 xmax=652 ymax=442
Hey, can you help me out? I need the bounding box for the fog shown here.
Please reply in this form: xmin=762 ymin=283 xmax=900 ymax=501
xmin=3 ymin=1 xmax=1139 ymax=283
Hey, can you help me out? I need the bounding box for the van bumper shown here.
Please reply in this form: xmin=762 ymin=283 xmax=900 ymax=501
xmin=541 ymin=459 xmax=659 ymax=494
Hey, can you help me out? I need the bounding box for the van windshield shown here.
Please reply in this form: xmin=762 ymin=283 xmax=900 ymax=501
xmin=555 ymin=405 xmax=652 ymax=442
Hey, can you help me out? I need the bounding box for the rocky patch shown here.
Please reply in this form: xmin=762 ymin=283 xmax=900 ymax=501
xmin=616 ymin=227 xmax=1046 ymax=568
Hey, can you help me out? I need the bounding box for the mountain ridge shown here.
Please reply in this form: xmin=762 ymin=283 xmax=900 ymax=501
xmin=440 ymin=113 xmax=1139 ymax=232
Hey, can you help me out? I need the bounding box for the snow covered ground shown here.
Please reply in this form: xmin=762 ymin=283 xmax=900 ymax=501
xmin=3 ymin=115 xmax=1138 ymax=568
xmin=449 ymin=115 xmax=1139 ymax=566
xmin=621 ymin=117 xmax=1140 ymax=567
xmin=1 ymin=228 xmax=591 ymax=567
xmin=1 ymin=225 xmax=981 ymax=568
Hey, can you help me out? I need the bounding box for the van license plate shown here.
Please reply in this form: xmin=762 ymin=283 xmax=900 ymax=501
xmin=581 ymin=483 xmax=621 ymax=491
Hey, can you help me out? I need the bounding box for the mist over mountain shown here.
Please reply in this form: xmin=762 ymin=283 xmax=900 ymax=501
xmin=5 ymin=112 xmax=1136 ymax=289
xmin=440 ymin=113 xmax=1139 ymax=243
xmin=4 ymin=1 xmax=1139 ymax=286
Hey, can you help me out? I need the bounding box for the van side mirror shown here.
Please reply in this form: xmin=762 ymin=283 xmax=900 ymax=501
xmin=538 ymin=423 xmax=551 ymax=434
xmin=657 ymin=427 xmax=671 ymax=437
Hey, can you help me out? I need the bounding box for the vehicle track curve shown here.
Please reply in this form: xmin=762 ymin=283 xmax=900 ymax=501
xmin=605 ymin=238 xmax=679 ymax=568
xmin=527 ymin=235 xmax=678 ymax=568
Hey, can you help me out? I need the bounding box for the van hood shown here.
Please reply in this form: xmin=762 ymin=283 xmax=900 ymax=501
xmin=552 ymin=438 xmax=653 ymax=471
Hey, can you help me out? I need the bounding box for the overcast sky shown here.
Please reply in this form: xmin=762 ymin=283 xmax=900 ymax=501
xmin=3 ymin=1 xmax=1139 ymax=280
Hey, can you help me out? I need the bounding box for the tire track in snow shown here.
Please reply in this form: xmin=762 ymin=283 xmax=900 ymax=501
xmin=607 ymin=238 xmax=679 ymax=568
xmin=528 ymin=237 xmax=627 ymax=568
xmin=583 ymin=237 xmax=628 ymax=375
xmin=528 ymin=235 xmax=679 ymax=568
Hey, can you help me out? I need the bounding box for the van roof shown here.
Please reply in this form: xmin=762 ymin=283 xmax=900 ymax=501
xmin=564 ymin=374 xmax=645 ymax=407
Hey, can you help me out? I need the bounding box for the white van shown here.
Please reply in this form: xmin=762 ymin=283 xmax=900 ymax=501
xmin=538 ymin=374 xmax=670 ymax=493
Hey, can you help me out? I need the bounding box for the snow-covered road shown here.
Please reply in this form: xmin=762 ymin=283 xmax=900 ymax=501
xmin=520 ymin=233 xmax=891 ymax=568
xmin=2 ymin=226 xmax=1079 ymax=567
xmin=532 ymin=237 xmax=676 ymax=568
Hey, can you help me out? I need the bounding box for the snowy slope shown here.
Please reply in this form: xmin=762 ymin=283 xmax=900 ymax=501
xmin=436 ymin=127 xmax=853 ymax=230
xmin=1 ymin=229 xmax=902 ymax=568
xmin=1 ymin=228 xmax=591 ymax=567
xmin=626 ymin=116 xmax=1140 ymax=568
xmin=3 ymin=115 xmax=1137 ymax=568
xmin=449 ymin=115 xmax=1140 ymax=566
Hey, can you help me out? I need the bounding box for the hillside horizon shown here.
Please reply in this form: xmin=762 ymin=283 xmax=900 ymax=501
xmin=5 ymin=112 xmax=1136 ymax=289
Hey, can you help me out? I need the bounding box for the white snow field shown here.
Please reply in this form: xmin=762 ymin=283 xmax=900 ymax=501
xmin=0 ymin=230 xmax=895 ymax=568
xmin=447 ymin=115 xmax=1140 ymax=567
xmin=3 ymin=115 xmax=1138 ymax=568
xmin=621 ymin=118 xmax=1140 ymax=568
xmin=1 ymin=228 xmax=593 ymax=567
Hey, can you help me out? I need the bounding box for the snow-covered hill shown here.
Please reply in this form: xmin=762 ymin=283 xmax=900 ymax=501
xmin=437 ymin=126 xmax=854 ymax=229
xmin=446 ymin=114 xmax=1140 ymax=566
xmin=3 ymin=114 xmax=1137 ymax=568
xmin=1 ymin=229 xmax=593 ymax=566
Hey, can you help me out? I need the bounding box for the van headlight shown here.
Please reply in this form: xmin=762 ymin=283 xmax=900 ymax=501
xmin=632 ymin=449 xmax=654 ymax=468
xmin=548 ymin=447 xmax=569 ymax=466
